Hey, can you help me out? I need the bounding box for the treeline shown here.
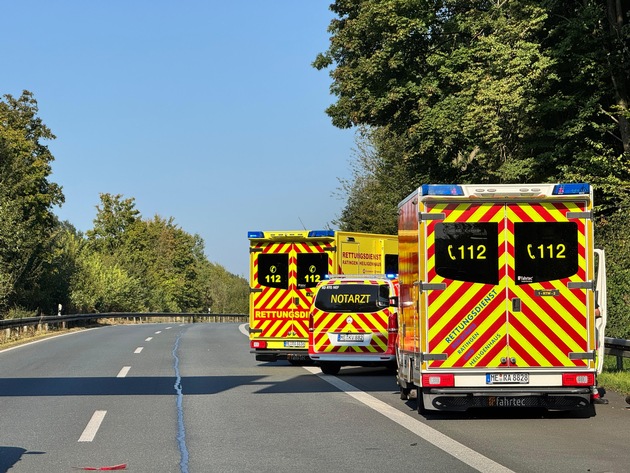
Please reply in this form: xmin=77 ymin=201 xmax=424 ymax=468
xmin=317 ymin=1 xmax=630 ymax=338
xmin=0 ymin=91 xmax=248 ymax=318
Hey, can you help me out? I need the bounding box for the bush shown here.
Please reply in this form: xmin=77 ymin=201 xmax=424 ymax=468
xmin=596 ymin=214 xmax=630 ymax=340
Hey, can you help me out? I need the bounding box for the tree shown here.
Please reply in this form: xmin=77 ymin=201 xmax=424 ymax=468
xmin=334 ymin=126 xmax=416 ymax=234
xmin=0 ymin=90 xmax=64 ymax=313
xmin=70 ymin=249 xmax=144 ymax=313
xmin=74 ymin=193 xmax=249 ymax=313
xmin=86 ymin=193 xmax=140 ymax=254
xmin=315 ymin=1 xmax=630 ymax=194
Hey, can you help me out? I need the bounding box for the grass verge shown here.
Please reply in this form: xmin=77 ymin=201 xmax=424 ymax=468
xmin=599 ymin=355 xmax=630 ymax=396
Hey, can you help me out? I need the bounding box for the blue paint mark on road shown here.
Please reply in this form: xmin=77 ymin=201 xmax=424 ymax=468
xmin=173 ymin=332 xmax=189 ymax=473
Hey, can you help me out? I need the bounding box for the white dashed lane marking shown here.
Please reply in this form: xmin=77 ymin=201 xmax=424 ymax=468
xmin=78 ymin=410 xmax=107 ymax=442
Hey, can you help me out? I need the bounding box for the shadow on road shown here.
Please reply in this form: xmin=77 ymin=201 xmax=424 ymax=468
xmin=0 ymin=447 xmax=44 ymax=473
xmin=0 ymin=372 xmax=357 ymax=397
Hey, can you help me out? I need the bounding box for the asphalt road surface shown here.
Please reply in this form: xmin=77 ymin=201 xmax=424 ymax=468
xmin=1 ymin=323 xmax=628 ymax=473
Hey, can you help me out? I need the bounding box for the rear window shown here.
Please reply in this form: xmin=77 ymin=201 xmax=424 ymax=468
xmin=257 ymin=253 xmax=288 ymax=289
xmin=434 ymin=222 xmax=499 ymax=285
xmin=314 ymin=283 xmax=390 ymax=313
xmin=514 ymin=222 xmax=578 ymax=284
xmin=385 ymin=254 xmax=398 ymax=274
xmin=297 ymin=252 xmax=329 ymax=289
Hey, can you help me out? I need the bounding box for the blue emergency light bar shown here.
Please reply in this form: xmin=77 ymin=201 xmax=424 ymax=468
xmin=385 ymin=273 xmax=398 ymax=279
xmin=308 ymin=230 xmax=335 ymax=237
xmin=420 ymin=184 xmax=464 ymax=196
xmin=552 ymin=183 xmax=590 ymax=195
xmin=247 ymin=231 xmax=264 ymax=238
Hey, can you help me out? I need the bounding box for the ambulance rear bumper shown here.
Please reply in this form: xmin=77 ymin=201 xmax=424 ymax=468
xmin=423 ymin=387 xmax=592 ymax=411
xmin=251 ymin=349 xmax=310 ymax=362
xmin=309 ymin=353 xmax=396 ymax=363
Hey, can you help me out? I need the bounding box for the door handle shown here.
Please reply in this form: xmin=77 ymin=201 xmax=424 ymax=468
xmin=512 ymin=298 xmax=521 ymax=312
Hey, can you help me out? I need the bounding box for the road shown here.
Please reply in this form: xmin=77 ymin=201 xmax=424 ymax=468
xmin=0 ymin=323 xmax=628 ymax=473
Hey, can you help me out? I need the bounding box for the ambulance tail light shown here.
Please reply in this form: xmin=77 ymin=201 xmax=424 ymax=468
xmin=552 ymin=183 xmax=590 ymax=195
xmin=562 ymin=372 xmax=595 ymax=386
xmin=250 ymin=340 xmax=267 ymax=349
xmin=387 ymin=312 xmax=398 ymax=333
xmin=422 ymin=373 xmax=455 ymax=387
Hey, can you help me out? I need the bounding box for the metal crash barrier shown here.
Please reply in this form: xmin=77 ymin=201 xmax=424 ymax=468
xmin=604 ymin=337 xmax=630 ymax=370
xmin=0 ymin=312 xmax=248 ymax=345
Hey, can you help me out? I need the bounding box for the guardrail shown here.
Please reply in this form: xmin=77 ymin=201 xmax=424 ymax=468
xmin=2 ymin=315 xmax=628 ymax=370
xmin=604 ymin=337 xmax=630 ymax=370
xmin=0 ymin=312 xmax=248 ymax=345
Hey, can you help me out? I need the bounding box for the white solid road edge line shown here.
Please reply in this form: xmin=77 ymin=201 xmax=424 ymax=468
xmin=238 ymin=324 xmax=249 ymax=336
xmin=78 ymin=410 xmax=107 ymax=442
xmin=303 ymin=366 xmax=515 ymax=473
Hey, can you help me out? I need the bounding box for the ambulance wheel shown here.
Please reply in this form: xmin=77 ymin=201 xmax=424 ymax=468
xmin=320 ymin=363 xmax=341 ymax=375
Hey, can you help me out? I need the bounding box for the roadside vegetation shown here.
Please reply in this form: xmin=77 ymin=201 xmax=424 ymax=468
xmin=318 ymin=1 xmax=630 ymax=340
xmin=2 ymin=2 xmax=629 ymax=387
xmin=600 ymin=356 xmax=630 ymax=396
xmin=1 ymin=91 xmax=248 ymax=318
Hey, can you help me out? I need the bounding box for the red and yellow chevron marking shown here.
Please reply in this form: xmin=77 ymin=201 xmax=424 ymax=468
xmin=506 ymin=202 xmax=589 ymax=368
xmin=310 ymin=307 xmax=393 ymax=354
xmin=424 ymin=201 xmax=590 ymax=370
xmin=310 ymin=278 xmax=394 ymax=354
xmin=425 ymin=203 xmax=508 ymax=369
xmin=250 ymin=240 xmax=332 ymax=347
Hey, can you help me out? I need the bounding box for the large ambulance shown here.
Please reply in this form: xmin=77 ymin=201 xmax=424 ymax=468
xmin=248 ymin=230 xmax=398 ymax=362
xmin=396 ymin=183 xmax=607 ymax=414
xmin=308 ymin=274 xmax=399 ymax=375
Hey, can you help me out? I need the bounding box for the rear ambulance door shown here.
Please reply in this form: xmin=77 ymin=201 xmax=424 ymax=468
xmin=250 ymin=238 xmax=330 ymax=347
xmin=424 ymin=202 xmax=507 ymax=369
xmin=423 ymin=200 xmax=590 ymax=370
xmin=507 ymin=202 xmax=590 ymax=369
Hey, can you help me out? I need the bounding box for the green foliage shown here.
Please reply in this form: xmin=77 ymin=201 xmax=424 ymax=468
xmin=86 ymin=193 xmax=140 ymax=254
xmin=317 ymin=1 xmax=630 ymax=185
xmin=70 ymin=250 xmax=145 ymax=313
xmin=0 ymin=94 xmax=248 ymax=317
xmin=69 ymin=193 xmax=249 ymax=314
xmin=595 ymin=213 xmax=630 ymax=340
xmin=0 ymin=91 xmax=64 ymax=313
xmin=600 ymin=356 xmax=630 ymax=396
xmin=335 ymin=126 xmax=418 ymax=233
xmin=320 ymin=1 xmax=630 ymax=340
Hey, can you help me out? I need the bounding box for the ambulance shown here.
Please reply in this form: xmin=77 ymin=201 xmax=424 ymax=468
xmin=308 ymin=274 xmax=399 ymax=375
xmin=248 ymin=230 xmax=398 ymax=363
xmin=396 ymin=183 xmax=607 ymax=414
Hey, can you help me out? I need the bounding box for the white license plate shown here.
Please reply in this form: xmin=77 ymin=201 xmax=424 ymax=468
xmin=283 ymin=341 xmax=306 ymax=348
xmin=337 ymin=333 xmax=365 ymax=342
xmin=486 ymin=373 xmax=529 ymax=384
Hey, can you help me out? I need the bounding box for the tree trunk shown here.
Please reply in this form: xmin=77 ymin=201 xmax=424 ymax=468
xmin=607 ymin=0 xmax=630 ymax=152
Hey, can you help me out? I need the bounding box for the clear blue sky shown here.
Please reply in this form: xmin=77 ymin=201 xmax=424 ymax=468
xmin=2 ymin=1 xmax=355 ymax=278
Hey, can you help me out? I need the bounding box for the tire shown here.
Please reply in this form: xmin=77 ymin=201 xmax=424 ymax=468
xmin=320 ymin=363 xmax=341 ymax=375
xmin=400 ymin=386 xmax=410 ymax=400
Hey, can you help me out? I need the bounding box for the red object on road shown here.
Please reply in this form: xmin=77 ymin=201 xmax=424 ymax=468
xmin=74 ymin=464 xmax=127 ymax=471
